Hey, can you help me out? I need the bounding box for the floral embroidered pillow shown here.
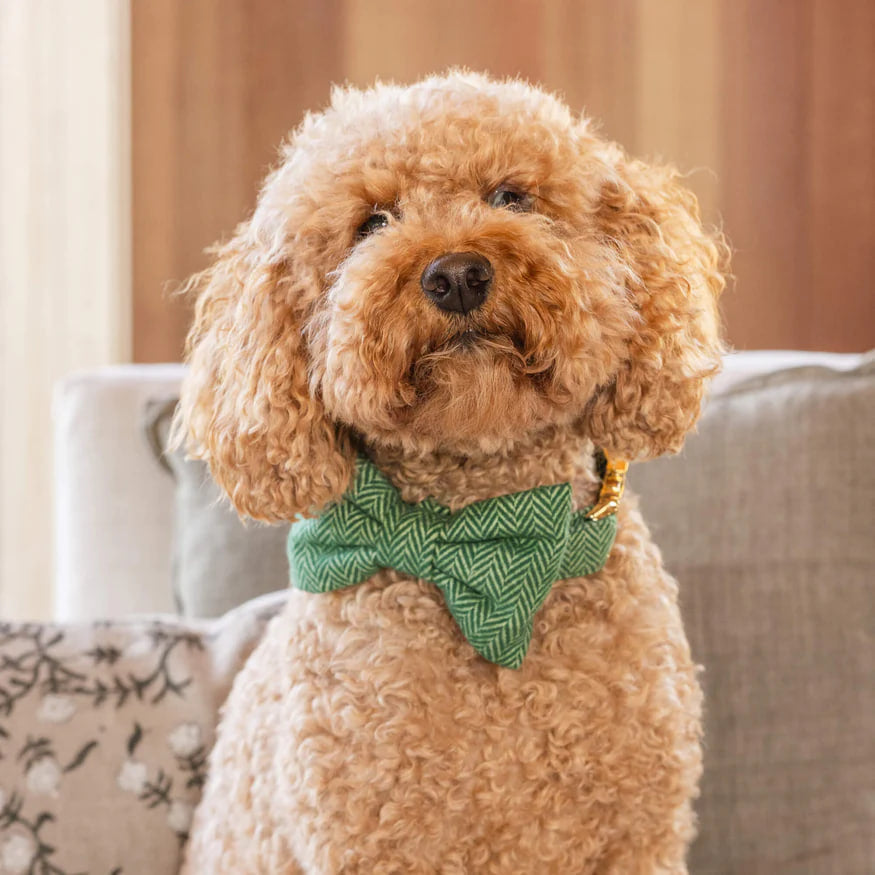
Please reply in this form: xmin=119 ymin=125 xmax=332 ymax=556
xmin=0 ymin=591 xmax=286 ymax=874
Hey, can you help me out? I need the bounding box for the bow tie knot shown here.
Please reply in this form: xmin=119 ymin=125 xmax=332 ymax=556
xmin=289 ymin=455 xmax=618 ymax=669
xmin=376 ymin=500 xmax=447 ymax=576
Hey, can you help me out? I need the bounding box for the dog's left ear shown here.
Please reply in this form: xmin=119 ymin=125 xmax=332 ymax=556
xmin=584 ymin=144 xmax=728 ymax=460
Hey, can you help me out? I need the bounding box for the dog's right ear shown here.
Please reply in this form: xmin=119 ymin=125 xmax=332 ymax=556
xmin=172 ymin=221 xmax=354 ymax=522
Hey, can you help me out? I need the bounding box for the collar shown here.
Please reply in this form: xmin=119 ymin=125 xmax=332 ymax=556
xmin=288 ymin=452 xmax=627 ymax=668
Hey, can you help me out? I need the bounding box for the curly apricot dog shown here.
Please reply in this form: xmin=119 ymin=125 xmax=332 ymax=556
xmin=178 ymin=71 xmax=726 ymax=873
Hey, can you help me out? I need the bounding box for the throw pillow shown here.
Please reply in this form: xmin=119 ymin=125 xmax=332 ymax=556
xmin=144 ymin=400 xmax=290 ymax=618
xmin=0 ymin=591 xmax=286 ymax=874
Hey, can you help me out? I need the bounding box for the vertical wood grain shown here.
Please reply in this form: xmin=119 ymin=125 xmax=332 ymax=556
xmin=131 ymin=0 xmax=184 ymax=363
xmin=634 ymin=0 xmax=721 ymax=227
xmin=343 ymin=0 xmax=543 ymax=86
xmin=131 ymin=0 xmax=344 ymax=362
xmin=0 ymin=0 xmax=131 ymax=618
xmin=541 ymin=0 xmax=640 ymax=148
xmin=719 ymin=0 xmax=813 ymax=349
xmin=808 ymin=0 xmax=875 ymax=351
xmin=131 ymin=1 xmax=875 ymax=359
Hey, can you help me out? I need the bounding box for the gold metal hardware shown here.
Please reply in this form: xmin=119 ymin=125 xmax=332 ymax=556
xmin=585 ymin=452 xmax=629 ymax=520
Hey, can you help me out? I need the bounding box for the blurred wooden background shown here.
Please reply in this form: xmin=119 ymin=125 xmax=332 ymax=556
xmin=132 ymin=0 xmax=875 ymax=362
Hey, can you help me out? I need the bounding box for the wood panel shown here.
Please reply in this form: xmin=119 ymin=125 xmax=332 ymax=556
xmin=720 ymin=0 xmax=813 ymax=349
xmin=132 ymin=0 xmax=875 ymax=360
xmin=540 ymin=1 xmax=641 ymax=152
xmin=632 ymin=0 xmax=721 ymax=224
xmin=132 ymin=0 xmax=345 ymax=362
xmin=344 ymin=0 xmax=543 ymax=85
xmin=808 ymin=0 xmax=875 ymax=350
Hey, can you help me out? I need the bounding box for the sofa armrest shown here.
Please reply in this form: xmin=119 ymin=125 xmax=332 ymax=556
xmin=53 ymin=364 xmax=185 ymax=620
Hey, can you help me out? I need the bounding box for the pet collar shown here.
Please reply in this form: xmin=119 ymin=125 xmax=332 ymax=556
xmin=288 ymin=454 xmax=626 ymax=670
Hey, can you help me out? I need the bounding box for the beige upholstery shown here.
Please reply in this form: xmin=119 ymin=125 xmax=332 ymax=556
xmin=634 ymin=352 xmax=875 ymax=873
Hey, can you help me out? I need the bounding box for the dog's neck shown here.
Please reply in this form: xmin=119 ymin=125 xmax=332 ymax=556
xmin=366 ymin=428 xmax=602 ymax=511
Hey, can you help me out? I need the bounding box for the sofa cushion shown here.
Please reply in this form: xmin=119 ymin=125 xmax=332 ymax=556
xmin=633 ymin=351 xmax=875 ymax=873
xmin=0 ymin=591 xmax=286 ymax=874
xmin=145 ymin=400 xmax=289 ymax=618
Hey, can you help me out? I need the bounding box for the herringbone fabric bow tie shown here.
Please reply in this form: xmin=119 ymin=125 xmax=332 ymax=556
xmin=288 ymin=456 xmax=618 ymax=669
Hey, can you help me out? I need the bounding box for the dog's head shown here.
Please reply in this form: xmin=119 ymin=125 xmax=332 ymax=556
xmin=178 ymin=72 xmax=726 ymax=521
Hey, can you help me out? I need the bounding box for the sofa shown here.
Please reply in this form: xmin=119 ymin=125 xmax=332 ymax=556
xmin=0 ymin=350 xmax=868 ymax=873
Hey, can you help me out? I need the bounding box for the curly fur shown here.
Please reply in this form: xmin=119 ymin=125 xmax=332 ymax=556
xmin=177 ymin=71 xmax=727 ymax=873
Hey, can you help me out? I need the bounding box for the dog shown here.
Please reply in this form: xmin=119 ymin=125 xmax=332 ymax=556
xmin=176 ymin=71 xmax=726 ymax=873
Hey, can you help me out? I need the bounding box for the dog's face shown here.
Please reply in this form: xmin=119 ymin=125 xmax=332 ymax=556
xmin=179 ymin=73 xmax=726 ymax=521
xmin=296 ymin=86 xmax=631 ymax=453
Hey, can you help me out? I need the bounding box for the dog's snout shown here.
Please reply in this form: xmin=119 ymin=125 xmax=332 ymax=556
xmin=421 ymin=252 xmax=493 ymax=314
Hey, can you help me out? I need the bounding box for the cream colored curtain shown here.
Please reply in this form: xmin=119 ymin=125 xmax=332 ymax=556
xmin=0 ymin=0 xmax=131 ymax=618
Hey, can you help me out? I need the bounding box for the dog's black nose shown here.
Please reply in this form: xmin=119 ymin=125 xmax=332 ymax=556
xmin=421 ymin=252 xmax=493 ymax=314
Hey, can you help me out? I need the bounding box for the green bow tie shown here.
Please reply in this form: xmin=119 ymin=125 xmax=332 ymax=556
xmin=288 ymin=455 xmax=618 ymax=669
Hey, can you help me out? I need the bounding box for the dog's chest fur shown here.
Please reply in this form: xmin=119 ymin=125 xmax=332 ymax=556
xmin=196 ymin=503 xmax=703 ymax=872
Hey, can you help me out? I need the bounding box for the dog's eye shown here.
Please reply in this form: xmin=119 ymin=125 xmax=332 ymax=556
xmin=486 ymin=187 xmax=533 ymax=212
xmin=357 ymin=212 xmax=390 ymax=239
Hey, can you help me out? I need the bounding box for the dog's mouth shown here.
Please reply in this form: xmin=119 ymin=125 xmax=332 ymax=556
xmin=419 ymin=327 xmax=526 ymax=360
xmin=435 ymin=328 xmax=525 ymax=354
xmin=405 ymin=326 xmax=556 ymax=397
xmin=448 ymin=328 xmax=481 ymax=349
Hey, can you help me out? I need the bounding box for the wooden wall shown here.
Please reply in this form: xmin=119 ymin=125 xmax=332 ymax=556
xmin=132 ymin=0 xmax=875 ymax=362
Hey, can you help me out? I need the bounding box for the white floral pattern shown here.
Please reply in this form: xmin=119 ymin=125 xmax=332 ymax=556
xmin=37 ymin=694 xmax=76 ymax=724
xmin=167 ymin=722 xmax=203 ymax=758
xmin=117 ymin=759 xmax=149 ymax=795
xmin=1 ymin=832 xmax=35 ymax=873
xmin=166 ymin=800 xmax=193 ymax=834
xmin=25 ymin=757 xmax=62 ymax=797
